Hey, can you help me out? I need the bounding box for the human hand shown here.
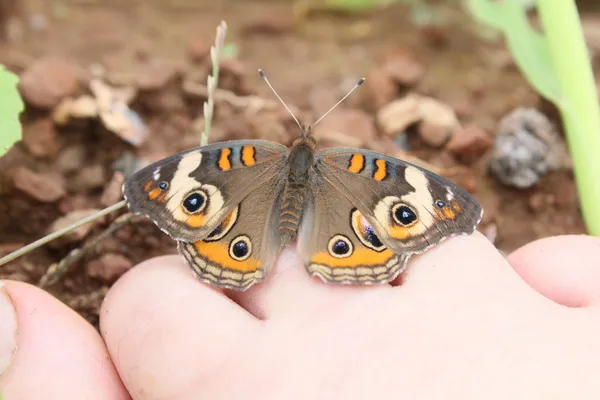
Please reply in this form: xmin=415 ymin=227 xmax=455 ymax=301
xmin=1 ymin=232 xmax=600 ymax=399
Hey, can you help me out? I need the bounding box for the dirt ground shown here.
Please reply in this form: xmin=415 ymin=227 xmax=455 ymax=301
xmin=0 ymin=0 xmax=598 ymax=327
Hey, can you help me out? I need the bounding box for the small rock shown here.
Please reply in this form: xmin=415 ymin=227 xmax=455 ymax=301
xmin=56 ymin=145 xmax=86 ymax=174
xmin=488 ymin=108 xmax=571 ymax=189
xmin=188 ymin=33 xmax=211 ymax=63
xmin=381 ymin=48 xmax=425 ymax=87
xmin=377 ymin=94 xmax=460 ymax=138
xmin=313 ymin=108 xmax=377 ymax=147
xmin=19 ymin=56 xmax=83 ymax=109
xmin=72 ymin=164 xmax=106 ymax=192
xmin=13 ymin=167 xmax=66 ymax=202
xmin=528 ymin=192 xmax=545 ymax=214
xmin=52 ymin=95 xmax=98 ymax=125
xmin=47 ymin=209 xmax=102 ymax=247
xmin=361 ymin=67 xmax=397 ymax=112
xmin=418 ymin=120 xmax=452 ymax=148
xmin=100 ymin=171 xmax=125 ymax=207
xmin=446 ymin=124 xmax=492 ymax=164
xmin=87 ymin=253 xmax=132 ymax=283
xmin=22 ymin=118 xmax=59 ymax=157
xmin=419 ymin=25 xmax=449 ymax=48
xmin=135 ymin=60 xmax=180 ymax=91
xmin=58 ymin=194 xmax=92 ymax=214
xmin=376 ymin=95 xmax=421 ymax=136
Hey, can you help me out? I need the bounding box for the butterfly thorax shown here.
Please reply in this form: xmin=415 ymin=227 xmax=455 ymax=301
xmin=279 ymin=136 xmax=316 ymax=246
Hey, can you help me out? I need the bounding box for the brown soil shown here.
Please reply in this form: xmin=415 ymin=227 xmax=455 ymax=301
xmin=0 ymin=0 xmax=597 ymax=328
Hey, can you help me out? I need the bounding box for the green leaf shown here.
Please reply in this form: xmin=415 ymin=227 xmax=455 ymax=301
xmin=0 ymin=65 xmax=24 ymax=157
xmin=465 ymin=0 xmax=600 ymax=236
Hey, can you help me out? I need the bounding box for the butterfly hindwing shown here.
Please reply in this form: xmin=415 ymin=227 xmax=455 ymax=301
xmin=298 ymin=172 xmax=409 ymax=285
xmin=122 ymin=140 xmax=288 ymax=243
xmin=315 ymin=147 xmax=483 ymax=255
xmin=177 ymin=175 xmax=285 ymax=291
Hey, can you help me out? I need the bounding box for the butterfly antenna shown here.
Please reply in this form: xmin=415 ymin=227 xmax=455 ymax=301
xmin=312 ymin=77 xmax=365 ymax=128
xmin=258 ymin=69 xmax=305 ymax=134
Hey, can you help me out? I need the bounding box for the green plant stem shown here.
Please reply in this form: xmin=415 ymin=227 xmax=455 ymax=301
xmin=0 ymin=200 xmax=127 ymax=267
xmin=538 ymin=0 xmax=600 ymax=236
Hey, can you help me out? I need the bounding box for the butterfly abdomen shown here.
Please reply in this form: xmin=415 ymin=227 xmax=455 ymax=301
xmin=279 ymin=182 xmax=306 ymax=246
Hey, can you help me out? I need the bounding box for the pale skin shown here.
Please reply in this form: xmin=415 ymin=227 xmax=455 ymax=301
xmin=1 ymin=232 xmax=600 ymax=399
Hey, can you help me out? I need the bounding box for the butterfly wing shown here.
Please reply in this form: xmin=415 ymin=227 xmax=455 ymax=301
xmin=298 ymin=172 xmax=409 ymax=285
xmin=314 ymin=147 xmax=483 ymax=255
xmin=177 ymin=175 xmax=285 ymax=290
xmin=122 ymin=140 xmax=288 ymax=242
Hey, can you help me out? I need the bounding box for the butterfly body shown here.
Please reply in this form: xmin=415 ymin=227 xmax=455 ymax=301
xmin=123 ymin=129 xmax=483 ymax=291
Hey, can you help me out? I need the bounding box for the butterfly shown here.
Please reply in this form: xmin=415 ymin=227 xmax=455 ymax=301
xmin=122 ymin=72 xmax=483 ymax=291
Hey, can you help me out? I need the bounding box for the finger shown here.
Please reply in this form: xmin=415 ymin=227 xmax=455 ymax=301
xmin=100 ymin=255 xmax=261 ymax=399
xmin=0 ymin=281 xmax=128 ymax=399
xmin=398 ymin=232 xmax=551 ymax=307
xmin=508 ymin=235 xmax=600 ymax=308
xmin=228 ymin=246 xmax=394 ymax=320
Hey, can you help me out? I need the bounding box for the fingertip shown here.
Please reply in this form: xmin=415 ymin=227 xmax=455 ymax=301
xmin=0 ymin=280 xmax=128 ymax=399
xmin=508 ymin=235 xmax=600 ymax=307
xmin=100 ymin=255 xmax=260 ymax=398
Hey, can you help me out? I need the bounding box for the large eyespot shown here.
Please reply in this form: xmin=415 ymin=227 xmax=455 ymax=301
xmin=351 ymin=209 xmax=386 ymax=252
xmin=327 ymin=235 xmax=354 ymax=259
xmin=392 ymin=203 xmax=418 ymax=226
xmin=182 ymin=190 xmax=208 ymax=214
xmin=229 ymin=235 xmax=252 ymax=261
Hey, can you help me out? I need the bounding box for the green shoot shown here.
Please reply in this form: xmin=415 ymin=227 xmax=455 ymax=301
xmin=0 ymin=21 xmax=229 ymax=266
xmin=202 ymin=21 xmax=228 ymax=146
xmin=0 ymin=65 xmax=25 ymax=157
xmin=466 ymin=0 xmax=600 ymax=236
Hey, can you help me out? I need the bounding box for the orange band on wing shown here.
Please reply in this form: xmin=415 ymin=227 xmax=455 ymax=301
xmin=373 ymin=159 xmax=387 ymax=181
xmin=241 ymin=146 xmax=256 ymax=166
xmin=184 ymin=214 xmax=207 ymax=228
xmin=147 ymin=188 xmax=162 ymax=200
xmin=310 ymin=248 xmax=395 ymax=268
xmin=451 ymin=200 xmax=462 ymax=212
xmin=218 ymin=148 xmax=232 ymax=171
xmin=348 ymin=153 xmax=365 ymax=173
xmin=193 ymin=241 xmax=260 ymax=272
xmin=144 ymin=180 xmax=155 ymax=192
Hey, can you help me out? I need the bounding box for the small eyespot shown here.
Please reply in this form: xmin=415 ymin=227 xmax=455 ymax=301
xmin=229 ymin=235 xmax=252 ymax=261
xmin=159 ymin=181 xmax=169 ymax=190
xmin=364 ymin=225 xmax=384 ymax=248
xmin=392 ymin=203 xmax=418 ymax=226
xmin=182 ymin=190 xmax=208 ymax=214
xmin=327 ymin=235 xmax=354 ymax=259
xmin=436 ymin=200 xmax=446 ymax=208
xmin=351 ymin=209 xmax=386 ymax=252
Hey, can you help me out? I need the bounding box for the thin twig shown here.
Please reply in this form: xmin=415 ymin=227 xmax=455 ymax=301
xmin=38 ymin=212 xmax=137 ymax=287
xmin=0 ymin=200 xmax=127 ymax=267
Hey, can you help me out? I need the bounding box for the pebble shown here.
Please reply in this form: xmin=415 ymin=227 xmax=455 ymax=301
xmin=56 ymin=145 xmax=86 ymax=174
xmin=21 ymin=118 xmax=59 ymax=157
xmin=377 ymin=94 xmax=460 ymax=139
xmin=313 ymin=108 xmax=377 ymax=147
xmin=446 ymin=124 xmax=492 ymax=164
xmin=19 ymin=56 xmax=84 ymax=109
xmin=488 ymin=108 xmax=571 ymax=189
xmin=47 ymin=209 xmax=102 ymax=247
xmin=13 ymin=167 xmax=66 ymax=202
xmin=72 ymin=164 xmax=106 ymax=192
xmin=361 ymin=67 xmax=397 ymax=112
xmin=381 ymin=47 xmax=425 ymax=86
xmin=100 ymin=171 xmax=125 ymax=207
xmin=87 ymin=253 xmax=133 ymax=283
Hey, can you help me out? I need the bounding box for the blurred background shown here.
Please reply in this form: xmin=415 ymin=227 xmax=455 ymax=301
xmin=0 ymin=0 xmax=599 ymax=326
